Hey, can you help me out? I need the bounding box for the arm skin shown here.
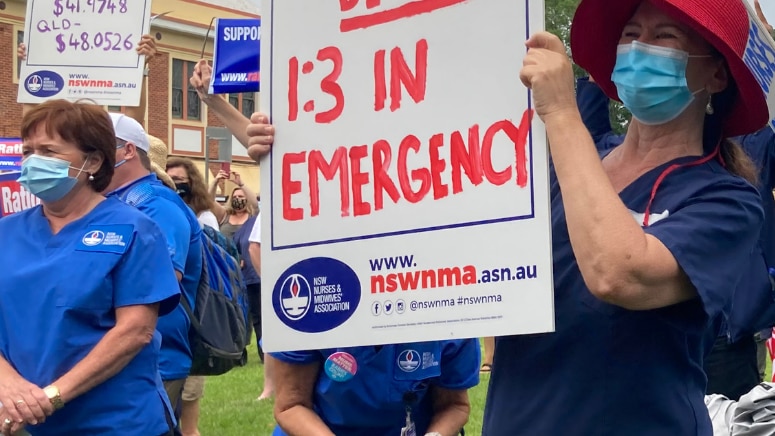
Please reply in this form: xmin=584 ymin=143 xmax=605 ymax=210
xmin=424 ymin=386 xmax=471 ymax=436
xmin=248 ymin=241 xmax=261 ymax=275
xmin=522 ymin=32 xmax=696 ymax=310
xmin=272 ymin=360 xmax=335 ymax=436
xmin=50 ymin=304 xmax=160 ymax=403
xmin=0 ymin=304 xmax=159 ymax=433
xmin=190 ymin=60 xmax=252 ymax=149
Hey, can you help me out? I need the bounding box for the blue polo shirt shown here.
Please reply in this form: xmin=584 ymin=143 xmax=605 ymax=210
xmin=110 ymin=173 xmax=203 ymax=381
xmin=0 ymin=197 xmax=180 ymax=435
xmin=271 ymin=340 xmax=480 ymax=436
xmin=483 ymin=140 xmax=763 ymax=434
xmin=576 ymin=77 xmax=775 ymax=340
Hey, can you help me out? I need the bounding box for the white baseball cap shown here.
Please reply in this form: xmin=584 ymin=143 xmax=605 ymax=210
xmin=109 ymin=113 xmax=150 ymax=153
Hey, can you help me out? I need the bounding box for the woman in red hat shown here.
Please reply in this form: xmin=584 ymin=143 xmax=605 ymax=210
xmin=483 ymin=0 xmax=768 ymax=435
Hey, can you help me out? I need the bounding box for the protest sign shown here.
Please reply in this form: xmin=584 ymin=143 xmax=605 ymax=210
xmin=209 ymin=18 xmax=261 ymax=94
xmin=743 ymin=0 xmax=775 ymax=132
xmin=0 ymin=173 xmax=40 ymax=218
xmin=17 ymin=0 xmax=151 ymax=106
xmin=0 ymin=139 xmax=23 ymax=173
xmin=0 ymin=139 xmax=38 ymax=218
xmin=260 ymin=0 xmax=552 ymax=352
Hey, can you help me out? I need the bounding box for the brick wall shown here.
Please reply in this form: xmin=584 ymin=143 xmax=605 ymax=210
xmin=0 ymin=22 xmax=23 ymax=138
xmin=146 ymin=49 xmax=170 ymax=141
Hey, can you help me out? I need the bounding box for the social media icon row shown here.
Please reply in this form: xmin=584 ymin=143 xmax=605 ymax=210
xmin=371 ymin=299 xmax=406 ymax=316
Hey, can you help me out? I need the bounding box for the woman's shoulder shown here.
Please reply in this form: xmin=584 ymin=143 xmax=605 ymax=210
xmin=0 ymin=204 xmax=43 ymax=229
xmin=694 ymin=160 xmax=762 ymax=202
xmin=198 ymin=209 xmax=216 ymax=220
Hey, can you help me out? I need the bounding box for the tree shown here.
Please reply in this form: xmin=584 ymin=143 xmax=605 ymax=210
xmin=545 ymin=0 xmax=631 ymax=134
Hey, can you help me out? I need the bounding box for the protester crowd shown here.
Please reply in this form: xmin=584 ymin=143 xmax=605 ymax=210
xmin=4 ymin=0 xmax=775 ymax=434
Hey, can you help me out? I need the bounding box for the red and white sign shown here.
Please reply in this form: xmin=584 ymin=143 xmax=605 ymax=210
xmin=0 ymin=178 xmax=40 ymax=217
xmin=0 ymin=138 xmax=38 ymax=217
xmin=260 ymin=0 xmax=552 ymax=351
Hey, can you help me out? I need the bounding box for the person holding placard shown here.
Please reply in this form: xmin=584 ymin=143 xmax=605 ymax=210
xmin=17 ymin=35 xmax=158 ymax=123
xmin=0 ymin=100 xmax=180 ymax=436
xmin=572 ymin=0 xmax=775 ymax=402
xmin=268 ymin=341 xmax=479 ymax=436
xmin=479 ymin=0 xmax=768 ymax=434
xmin=244 ymin=127 xmax=482 ymax=433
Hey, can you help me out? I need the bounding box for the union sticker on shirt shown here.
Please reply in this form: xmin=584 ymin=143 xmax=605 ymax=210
xmin=324 ymin=351 xmax=358 ymax=382
xmin=76 ymin=225 xmax=134 ymax=254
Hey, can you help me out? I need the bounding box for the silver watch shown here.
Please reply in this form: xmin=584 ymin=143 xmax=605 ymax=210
xmin=424 ymin=433 xmax=443 ymax=436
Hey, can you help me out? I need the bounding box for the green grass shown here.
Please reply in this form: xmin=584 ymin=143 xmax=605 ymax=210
xmin=200 ymin=340 xmax=490 ymax=436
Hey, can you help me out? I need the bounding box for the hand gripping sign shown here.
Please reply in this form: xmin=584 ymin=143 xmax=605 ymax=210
xmin=0 ymin=139 xmax=23 ymax=173
xmin=259 ymin=0 xmax=553 ymax=352
xmin=209 ymin=18 xmax=261 ymax=94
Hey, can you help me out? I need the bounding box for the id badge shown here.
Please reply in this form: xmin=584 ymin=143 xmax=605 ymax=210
xmin=400 ymin=406 xmax=416 ymax=436
xmin=400 ymin=422 xmax=416 ymax=436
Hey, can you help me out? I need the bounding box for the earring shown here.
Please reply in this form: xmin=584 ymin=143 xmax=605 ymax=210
xmin=88 ymin=174 xmax=95 ymax=181
xmin=705 ymin=94 xmax=714 ymax=115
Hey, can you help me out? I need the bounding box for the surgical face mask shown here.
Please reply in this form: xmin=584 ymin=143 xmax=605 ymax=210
xmin=175 ymin=182 xmax=191 ymax=198
xmin=18 ymin=154 xmax=88 ymax=203
xmin=114 ymin=143 xmax=127 ymax=168
xmin=611 ymin=41 xmax=710 ymax=125
xmin=231 ymin=197 xmax=247 ymax=210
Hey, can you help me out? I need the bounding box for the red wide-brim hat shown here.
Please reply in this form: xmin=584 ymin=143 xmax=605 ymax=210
xmin=570 ymin=0 xmax=769 ymax=137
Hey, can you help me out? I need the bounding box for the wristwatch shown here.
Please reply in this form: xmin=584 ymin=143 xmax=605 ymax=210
xmin=143 ymin=66 xmax=150 ymax=77
xmin=43 ymin=385 xmax=64 ymax=410
xmin=424 ymin=433 xmax=443 ymax=436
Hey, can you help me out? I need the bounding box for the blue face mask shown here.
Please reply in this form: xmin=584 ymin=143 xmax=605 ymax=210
xmin=17 ymin=155 xmax=88 ymax=203
xmin=611 ymin=41 xmax=709 ymax=125
xmin=114 ymin=143 xmax=127 ymax=168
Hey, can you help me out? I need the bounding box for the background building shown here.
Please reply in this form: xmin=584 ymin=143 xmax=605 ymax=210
xmin=0 ymin=0 xmax=261 ymax=197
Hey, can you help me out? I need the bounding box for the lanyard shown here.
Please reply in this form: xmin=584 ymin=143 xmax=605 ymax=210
xmin=400 ymin=391 xmax=418 ymax=436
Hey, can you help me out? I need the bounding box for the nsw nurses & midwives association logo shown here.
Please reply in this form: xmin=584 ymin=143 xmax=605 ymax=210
xmin=279 ymin=274 xmax=312 ymax=320
xmin=273 ymin=257 xmax=361 ymax=334
xmin=82 ymin=230 xmax=105 ymax=246
xmin=26 ymin=75 xmax=42 ymax=93
xmin=397 ymin=349 xmax=421 ymax=372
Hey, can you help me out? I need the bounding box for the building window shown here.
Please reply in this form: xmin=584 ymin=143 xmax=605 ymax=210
xmin=171 ymin=59 xmax=201 ymax=121
xmin=16 ymin=31 xmax=24 ymax=79
xmin=229 ymin=93 xmax=256 ymax=119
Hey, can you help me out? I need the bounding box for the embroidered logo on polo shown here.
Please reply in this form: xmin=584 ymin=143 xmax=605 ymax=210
xmin=82 ymin=231 xmax=105 ymax=246
xmin=629 ymin=209 xmax=670 ymax=227
xmin=76 ymin=225 xmax=133 ymax=254
xmin=421 ymin=351 xmax=439 ymax=370
xmin=397 ymin=349 xmax=421 ymax=372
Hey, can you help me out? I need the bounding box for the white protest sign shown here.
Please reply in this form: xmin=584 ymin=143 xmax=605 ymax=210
xmin=17 ymin=0 xmax=151 ymax=106
xmin=260 ymin=0 xmax=552 ymax=352
xmin=743 ymin=0 xmax=775 ymax=131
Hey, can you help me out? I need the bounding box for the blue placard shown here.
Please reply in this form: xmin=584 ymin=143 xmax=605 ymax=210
xmin=0 ymin=157 xmax=20 ymax=172
xmin=0 ymin=172 xmax=20 ymax=183
xmin=209 ymin=18 xmax=261 ymax=95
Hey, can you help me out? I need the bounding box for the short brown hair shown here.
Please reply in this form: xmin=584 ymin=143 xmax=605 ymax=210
xmin=21 ymin=100 xmax=115 ymax=192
